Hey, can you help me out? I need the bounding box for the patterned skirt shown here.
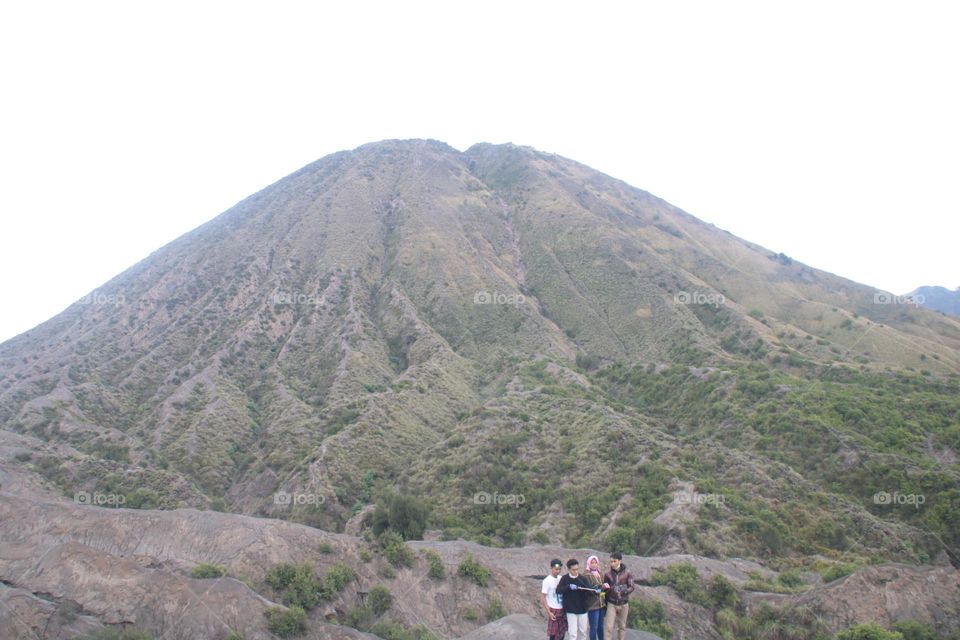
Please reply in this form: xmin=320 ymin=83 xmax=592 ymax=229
xmin=547 ymin=607 xmax=568 ymax=638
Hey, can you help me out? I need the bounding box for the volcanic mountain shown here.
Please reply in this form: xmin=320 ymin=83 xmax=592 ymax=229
xmin=1 ymin=139 xmax=959 ymax=638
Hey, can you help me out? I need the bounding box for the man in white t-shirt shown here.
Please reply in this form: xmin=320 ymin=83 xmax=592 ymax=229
xmin=541 ymin=558 xmax=567 ymax=640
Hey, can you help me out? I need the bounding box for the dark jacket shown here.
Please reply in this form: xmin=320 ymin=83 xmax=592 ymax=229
xmin=603 ymin=563 xmax=635 ymax=606
xmin=556 ymin=573 xmax=594 ymax=615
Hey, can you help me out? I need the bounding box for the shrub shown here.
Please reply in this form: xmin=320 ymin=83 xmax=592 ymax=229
xmin=890 ymin=620 xmax=939 ymax=640
xmin=368 ymin=584 xmax=393 ymax=616
xmin=821 ymin=563 xmax=857 ymax=583
xmin=371 ymin=490 xmax=431 ymax=540
xmin=485 ymin=596 xmax=506 ymax=621
xmin=707 ymin=574 xmax=739 ymax=610
xmin=836 ymin=623 xmax=904 ymax=640
xmin=191 ymin=563 xmax=227 ymax=579
xmin=777 ymin=569 xmax=803 ymax=588
xmin=651 ymin=564 xmax=707 ymax=606
xmin=323 ymin=562 xmax=355 ymax=596
xmin=379 ymin=531 xmax=415 ymax=567
xmin=463 ymin=605 xmax=479 ymax=621
xmin=424 ymin=550 xmax=445 ymax=579
xmin=266 ymin=563 xmax=322 ymax=610
xmin=264 ymin=606 xmax=307 ymax=637
xmin=627 ymin=600 xmax=672 ymax=639
xmin=457 ymin=554 xmax=491 ymax=587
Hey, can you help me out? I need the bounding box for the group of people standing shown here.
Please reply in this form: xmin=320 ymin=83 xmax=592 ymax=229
xmin=540 ymin=551 xmax=636 ymax=640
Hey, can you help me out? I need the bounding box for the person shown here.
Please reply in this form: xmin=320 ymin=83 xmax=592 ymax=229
xmin=582 ymin=555 xmax=606 ymax=640
xmin=557 ymin=558 xmax=598 ymax=640
xmin=541 ymin=558 xmax=567 ymax=640
xmin=602 ymin=552 xmax=635 ymax=640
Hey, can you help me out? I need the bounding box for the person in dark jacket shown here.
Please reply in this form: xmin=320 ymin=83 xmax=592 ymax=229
xmin=602 ymin=552 xmax=635 ymax=640
xmin=556 ymin=558 xmax=599 ymax=640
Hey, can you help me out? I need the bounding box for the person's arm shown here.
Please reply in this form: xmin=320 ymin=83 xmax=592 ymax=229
xmin=623 ymin=572 xmax=635 ymax=595
xmin=556 ymin=575 xmax=577 ymax=594
xmin=541 ymin=592 xmax=555 ymax=619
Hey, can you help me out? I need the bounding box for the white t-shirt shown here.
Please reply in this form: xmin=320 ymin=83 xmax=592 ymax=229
xmin=541 ymin=574 xmax=562 ymax=609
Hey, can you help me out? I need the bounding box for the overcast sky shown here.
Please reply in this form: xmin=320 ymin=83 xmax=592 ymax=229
xmin=1 ymin=1 xmax=957 ymax=343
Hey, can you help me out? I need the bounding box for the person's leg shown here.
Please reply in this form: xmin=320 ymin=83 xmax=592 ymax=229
xmin=586 ymin=610 xmax=599 ymax=640
xmin=597 ymin=605 xmax=605 ymax=640
xmin=615 ymin=603 xmax=629 ymax=640
xmin=580 ymin=614 xmax=591 ymax=639
xmin=603 ymin=605 xmax=616 ymax=637
xmin=567 ymin=612 xmax=579 ymax=640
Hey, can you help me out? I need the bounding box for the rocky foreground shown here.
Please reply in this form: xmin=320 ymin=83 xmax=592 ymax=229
xmin=1 ymin=459 xmax=958 ymax=639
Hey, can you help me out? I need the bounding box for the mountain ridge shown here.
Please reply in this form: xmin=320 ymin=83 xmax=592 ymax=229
xmin=1 ymin=139 xmax=958 ymax=638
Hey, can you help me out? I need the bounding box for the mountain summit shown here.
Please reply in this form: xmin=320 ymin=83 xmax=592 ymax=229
xmin=1 ymin=143 xmax=958 ymax=630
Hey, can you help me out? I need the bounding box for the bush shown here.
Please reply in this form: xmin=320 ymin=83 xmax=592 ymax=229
xmin=191 ymin=563 xmax=227 ymax=579
xmin=627 ymin=600 xmax=672 ymax=639
xmin=463 ymin=605 xmax=479 ymax=621
xmin=379 ymin=531 xmax=415 ymax=567
xmin=821 ymin=563 xmax=857 ymax=583
xmin=424 ymin=550 xmax=445 ymax=579
xmin=485 ymin=596 xmax=506 ymax=621
xmin=776 ymin=569 xmax=803 ymax=588
xmin=890 ymin=620 xmax=939 ymax=640
xmin=323 ymin=562 xmax=355 ymax=596
xmin=371 ymin=490 xmax=431 ymax=540
xmin=651 ymin=564 xmax=707 ymax=606
xmin=707 ymin=574 xmax=739 ymax=610
xmin=264 ymin=606 xmax=307 ymax=637
xmin=457 ymin=554 xmax=491 ymax=587
xmin=266 ymin=563 xmax=322 ymax=610
xmin=836 ymin=623 xmax=904 ymax=640
xmin=368 ymin=584 xmax=393 ymax=616
xmin=380 ymin=563 xmax=397 ymax=579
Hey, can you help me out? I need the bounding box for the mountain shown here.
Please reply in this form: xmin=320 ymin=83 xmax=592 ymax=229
xmin=1 ymin=139 xmax=959 ymax=639
xmin=909 ymin=285 xmax=960 ymax=317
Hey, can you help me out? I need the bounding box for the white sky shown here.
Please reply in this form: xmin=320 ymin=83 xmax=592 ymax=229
xmin=1 ymin=1 xmax=957 ymax=343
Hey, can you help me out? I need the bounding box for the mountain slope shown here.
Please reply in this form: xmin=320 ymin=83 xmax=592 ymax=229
xmin=1 ymin=139 xmax=958 ymax=577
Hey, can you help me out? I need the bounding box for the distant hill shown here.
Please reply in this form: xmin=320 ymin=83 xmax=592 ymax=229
xmin=908 ymin=285 xmax=960 ymax=317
